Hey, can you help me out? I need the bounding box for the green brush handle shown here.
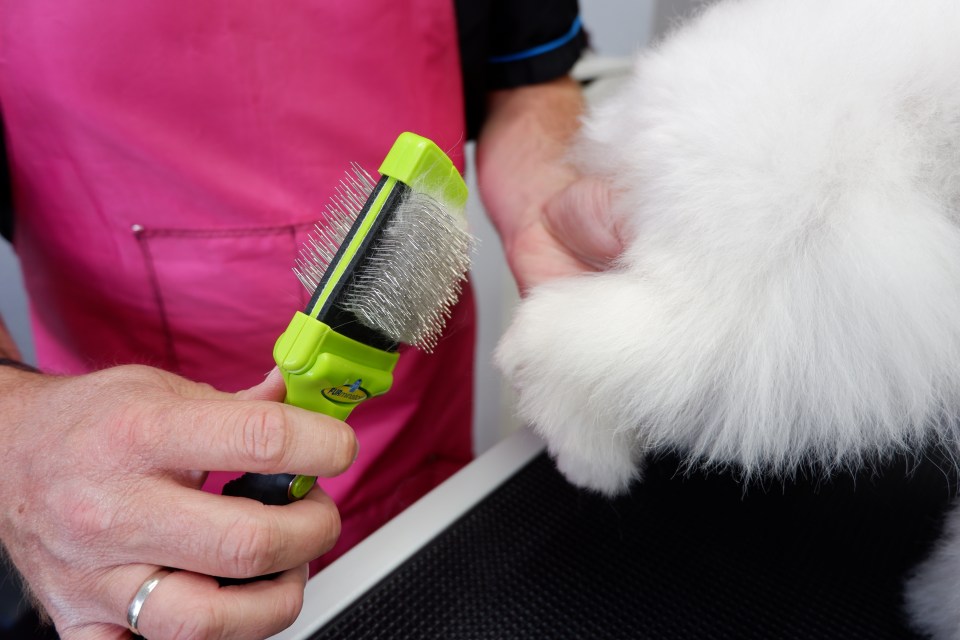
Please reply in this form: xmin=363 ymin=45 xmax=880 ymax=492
xmin=223 ymin=311 xmax=399 ymax=505
xmin=220 ymin=314 xmax=396 ymax=585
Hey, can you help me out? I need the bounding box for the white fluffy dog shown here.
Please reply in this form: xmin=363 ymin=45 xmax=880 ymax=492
xmin=495 ymin=0 xmax=960 ymax=635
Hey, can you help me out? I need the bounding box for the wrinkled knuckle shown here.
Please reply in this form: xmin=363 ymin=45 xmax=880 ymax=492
xmin=221 ymin=517 xmax=280 ymax=577
xmin=322 ymin=427 xmax=357 ymax=474
xmin=119 ymin=406 xmax=163 ymax=455
xmin=278 ymin=588 xmax=305 ymax=629
xmin=316 ymin=503 xmax=342 ymax=555
xmin=170 ymin=603 xmax=223 ymax=640
xmin=59 ymin=492 xmax=122 ymax=544
xmin=240 ymin=405 xmax=292 ymax=469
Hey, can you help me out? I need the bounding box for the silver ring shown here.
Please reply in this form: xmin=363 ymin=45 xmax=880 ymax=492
xmin=126 ymin=569 xmax=172 ymax=636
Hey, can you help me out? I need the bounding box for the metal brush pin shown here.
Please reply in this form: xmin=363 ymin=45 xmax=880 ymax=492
xmin=295 ymin=167 xmax=473 ymax=351
xmin=328 ymin=188 xmax=473 ymax=352
xmin=294 ymin=164 xmax=378 ymax=291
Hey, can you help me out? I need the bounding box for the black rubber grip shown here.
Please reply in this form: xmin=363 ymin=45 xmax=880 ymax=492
xmin=217 ymin=473 xmax=296 ymax=585
xmin=222 ymin=472 xmax=296 ymax=506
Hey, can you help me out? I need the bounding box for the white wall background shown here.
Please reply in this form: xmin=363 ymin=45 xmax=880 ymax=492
xmin=0 ymin=236 xmax=32 ymax=360
xmin=0 ymin=0 xmax=708 ymax=453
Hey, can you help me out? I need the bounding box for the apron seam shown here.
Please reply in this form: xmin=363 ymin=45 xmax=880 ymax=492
xmin=132 ymin=224 xmax=181 ymax=372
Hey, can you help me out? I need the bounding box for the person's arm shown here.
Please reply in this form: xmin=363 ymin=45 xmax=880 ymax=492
xmin=476 ymin=75 xmax=623 ymax=292
xmin=0 ymin=348 xmax=356 ymax=639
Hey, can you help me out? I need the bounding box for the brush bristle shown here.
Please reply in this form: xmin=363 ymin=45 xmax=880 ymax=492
xmin=294 ymin=163 xmax=376 ymax=291
xmin=295 ymin=166 xmax=473 ymax=352
xmin=344 ymin=188 xmax=473 ymax=352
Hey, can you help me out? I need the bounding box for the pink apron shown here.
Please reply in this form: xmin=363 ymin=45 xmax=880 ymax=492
xmin=0 ymin=1 xmax=474 ymax=568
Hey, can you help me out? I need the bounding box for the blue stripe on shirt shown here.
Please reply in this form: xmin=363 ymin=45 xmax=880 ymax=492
xmin=488 ymin=16 xmax=583 ymax=64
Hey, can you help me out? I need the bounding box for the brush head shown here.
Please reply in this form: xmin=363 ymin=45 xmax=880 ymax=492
xmin=294 ymin=163 xmax=473 ymax=353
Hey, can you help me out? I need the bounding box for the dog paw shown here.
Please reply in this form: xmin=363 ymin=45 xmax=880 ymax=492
xmin=552 ymin=444 xmax=642 ymax=497
xmin=496 ymin=274 xmax=651 ymax=495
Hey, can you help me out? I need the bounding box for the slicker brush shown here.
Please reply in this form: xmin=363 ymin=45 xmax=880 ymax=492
xmin=223 ymin=132 xmax=473 ymax=507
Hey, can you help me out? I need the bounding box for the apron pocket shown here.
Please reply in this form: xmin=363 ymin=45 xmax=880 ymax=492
xmin=135 ymin=222 xmax=314 ymax=391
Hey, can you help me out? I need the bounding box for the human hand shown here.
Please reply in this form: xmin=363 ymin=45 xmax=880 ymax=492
xmin=504 ymin=175 xmax=623 ymax=291
xmin=477 ymin=77 xmax=625 ymax=293
xmin=0 ymin=364 xmax=357 ymax=640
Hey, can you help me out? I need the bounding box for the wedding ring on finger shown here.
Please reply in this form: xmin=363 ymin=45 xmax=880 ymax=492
xmin=126 ymin=569 xmax=172 ymax=636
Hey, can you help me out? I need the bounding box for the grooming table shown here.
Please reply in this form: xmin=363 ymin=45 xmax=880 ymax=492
xmin=272 ymin=429 xmax=954 ymax=640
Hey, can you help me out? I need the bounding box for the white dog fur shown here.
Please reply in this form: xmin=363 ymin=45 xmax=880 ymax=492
xmin=495 ymin=0 xmax=960 ymax=635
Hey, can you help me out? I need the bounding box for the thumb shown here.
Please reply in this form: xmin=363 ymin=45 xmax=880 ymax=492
xmin=235 ymin=367 xmax=287 ymax=402
xmin=543 ymin=176 xmax=623 ymax=270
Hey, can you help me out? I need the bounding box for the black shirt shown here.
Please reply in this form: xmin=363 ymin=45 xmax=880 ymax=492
xmin=455 ymin=0 xmax=586 ymax=138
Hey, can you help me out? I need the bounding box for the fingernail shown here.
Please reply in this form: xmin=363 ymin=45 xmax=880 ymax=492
xmin=264 ymin=367 xmax=281 ymax=380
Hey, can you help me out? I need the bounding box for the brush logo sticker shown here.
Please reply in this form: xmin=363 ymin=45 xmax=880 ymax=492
xmin=322 ymin=378 xmax=369 ymax=404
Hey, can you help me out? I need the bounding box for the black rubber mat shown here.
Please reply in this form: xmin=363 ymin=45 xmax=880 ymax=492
xmin=310 ymin=449 xmax=957 ymax=639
